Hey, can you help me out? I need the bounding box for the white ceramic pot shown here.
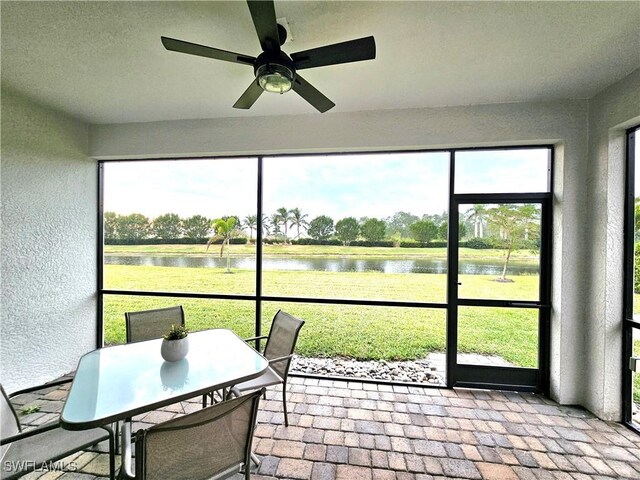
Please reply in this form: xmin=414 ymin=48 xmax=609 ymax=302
xmin=161 ymin=337 xmax=189 ymax=362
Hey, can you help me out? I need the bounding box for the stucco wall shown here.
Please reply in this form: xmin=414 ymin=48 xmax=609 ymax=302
xmin=1 ymin=90 xmax=96 ymax=392
xmin=90 ymin=100 xmax=591 ymax=409
xmin=1 ymin=70 xmax=637 ymax=418
xmin=584 ymin=68 xmax=640 ymax=420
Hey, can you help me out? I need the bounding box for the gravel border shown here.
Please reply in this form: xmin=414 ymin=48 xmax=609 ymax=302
xmin=291 ymin=355 xmax=444 ymax=384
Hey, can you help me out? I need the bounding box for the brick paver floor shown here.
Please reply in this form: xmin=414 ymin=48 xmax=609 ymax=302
xmin=8 ymin=377 xmax=640 ymax=479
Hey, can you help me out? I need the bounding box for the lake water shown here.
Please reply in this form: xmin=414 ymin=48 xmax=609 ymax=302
xmin=105 ymin=255 xmax=538 ymax=275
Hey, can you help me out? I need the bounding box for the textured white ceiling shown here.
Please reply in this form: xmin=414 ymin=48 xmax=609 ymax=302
xmin=1 ymin=1 xmax=639 ymax=125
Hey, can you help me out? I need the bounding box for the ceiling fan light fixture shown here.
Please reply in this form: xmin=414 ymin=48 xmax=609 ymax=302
xmin=256 ymin=63 xmax=294 ymax=94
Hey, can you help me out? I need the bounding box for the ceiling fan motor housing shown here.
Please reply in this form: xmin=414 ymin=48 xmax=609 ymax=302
xmin=254 ymin=51 xmax=296 ymax=93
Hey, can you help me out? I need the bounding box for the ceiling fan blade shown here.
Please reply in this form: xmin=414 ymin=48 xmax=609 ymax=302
xmin=246 ymin=0 xmax=281 ymax=53
xmin=161 ymin=37 xmax=255 ymax=66
xmin=291 ymin=75 xmax=335 ymax=113
xmin=233 ymin=79 xmax=264 ymax=109
xmin=291 ymin=36 xmax=376 ymax=70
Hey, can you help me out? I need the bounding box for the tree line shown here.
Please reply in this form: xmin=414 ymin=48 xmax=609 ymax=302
xmin=104 ymin=210 xmax=462 ymax=245
xmin=104 ymin=204 xmax=540 ymax=253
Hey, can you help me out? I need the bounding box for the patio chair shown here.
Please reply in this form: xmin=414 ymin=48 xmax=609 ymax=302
xmin=125 ymin=305 xmax=185 ymax=343
xmin=230 ymin=310 xmax=304 ymax=427
xmin=119 ymin=388 xmax=264 ymax=480
xmin=0 ymin=381 xmax=115 ymax=480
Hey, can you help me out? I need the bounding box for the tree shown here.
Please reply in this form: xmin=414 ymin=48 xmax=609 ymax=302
xmin=465 ymin=204 xmax=488 ymax=238
xmin=117 ymin=213 xmax=150 ymax=241
xmin=486 ymin=204 xmax=540 ymax=281
xmin=409 ymin=220 xmax=438 ymax=243
xmin=289 ymin=208 xmax=309 ymax=240
xmin=104 ymin=211 xmax=118 ymax=241
xmin=182 ymin=215 xmax=210 ymax=240
xmin=261 ymin=214 xmax=271 ymax=237
xmin=437 ymin=222 xmax=448 ymax=241
xmin=335 ymin=217 xmax=360 ymax=246
xmin=152 ymin=213 xmax=182 ymax=239
xmin=207 ymin=217 xmax=239 ymax=273
xmin=385 ymin=211 xmax=420 ymax=239
xmin=360 ymin=218 xmax=386 ymax=242
xmin=432 ymin=220 xmax=467 ymax=241
xmin=243 ymin=214 xmax=257 ymax=243
xmin=269 ymin=212 xmax=282 ymax=239
xmin=308 ymin=215 xmax=334 ymax=240
xmin=276 ymin=207 xmax=294 ymax=244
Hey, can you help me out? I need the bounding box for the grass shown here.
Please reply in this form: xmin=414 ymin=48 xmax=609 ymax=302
xmin=104 ymin=264 xmax=540 ymax=366
xmin=105 ymin=243 xmax=538 ymax=260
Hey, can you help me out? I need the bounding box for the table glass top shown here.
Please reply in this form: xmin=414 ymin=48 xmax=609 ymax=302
xmin=61 ymin=329 xmax=267 ymax=429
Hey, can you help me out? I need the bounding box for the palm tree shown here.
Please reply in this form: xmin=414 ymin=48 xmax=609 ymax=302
xmin=261 ymin=214 xmax=271 ymax=238
xmin=207 ymin=217 xmax=238 ymax=273
xmin=275 ymin=207 xmax=294 ymax=244
xmin=243 ymin=214 xmax=257 ymax=243
xmin=289 ymin=207 xmax=309 ymax=240
xmin=269 ymin=212 xmax=282 ymax=240
xmin=465 ymin=204 xmax=488 ymax=238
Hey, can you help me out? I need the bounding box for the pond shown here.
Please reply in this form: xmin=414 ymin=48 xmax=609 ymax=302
xmin=105 ymin=255 xmax=538 ymax=275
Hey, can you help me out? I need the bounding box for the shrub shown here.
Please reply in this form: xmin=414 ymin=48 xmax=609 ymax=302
xmin=635 ymin=247 xmax=640 ymax=294
xmin=105 ymin=237 xmax=247 ymax=245
xmin=399 ymin=241 xmax=448 ymax=248
xmin=463 ymin=238 xmax=494 ymax=249
xmin=350 ymin=240 xmax=395 ymax=247
xmin=291 ymin=238 xmax=341 ymax=246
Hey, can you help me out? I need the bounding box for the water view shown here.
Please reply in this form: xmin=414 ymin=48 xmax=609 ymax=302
xmin=105 ymin=254 xmax=538 ymax=276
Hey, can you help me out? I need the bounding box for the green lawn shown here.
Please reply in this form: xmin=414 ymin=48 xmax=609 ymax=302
xmin=104 ymin=264 xmax=540 ymax=367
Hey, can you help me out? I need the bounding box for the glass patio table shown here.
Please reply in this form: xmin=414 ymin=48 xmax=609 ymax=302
xmin=60 ymin=329 xmax=268 ymax=430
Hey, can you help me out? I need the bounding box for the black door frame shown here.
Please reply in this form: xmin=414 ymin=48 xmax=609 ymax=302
xmin=623 ymin=126 xmax=639 ymax=432
xmin=447 ymin=192 xmax=552 ymax=394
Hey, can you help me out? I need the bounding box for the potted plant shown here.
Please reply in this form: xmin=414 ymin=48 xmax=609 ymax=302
xmin=160 ymin=324 xmax=189 ymax=362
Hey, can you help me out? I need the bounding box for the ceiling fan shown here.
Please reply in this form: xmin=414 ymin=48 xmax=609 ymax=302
xmin=161 ymin=0 xmax=376 ymax=113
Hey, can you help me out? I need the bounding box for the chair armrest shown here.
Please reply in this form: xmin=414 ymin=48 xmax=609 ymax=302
xmin=8 ymin=378 xmax=73 ymax=398
xmin=120 ymin=421 xmax=134 ymax=479
xmin=0 ymin=421 xmax=60 ymax=446
xmin=268 ymin=354 xmax=293 ymax=365
xmin=244 ymin=335 xmax=268 ymax=343
xmin=0 ymin=421 xmax=114 ymax=447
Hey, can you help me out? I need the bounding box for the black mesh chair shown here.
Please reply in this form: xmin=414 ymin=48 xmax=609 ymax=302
xmin=231 ymin=310 xmax=304 ymax=426
xmin=125 ymin=305 xmax=185 ymax=343
xmin=120 ymin=388 xmax=263 ymax=480
xmin=0 ymin=381 xmax=115 ymax=480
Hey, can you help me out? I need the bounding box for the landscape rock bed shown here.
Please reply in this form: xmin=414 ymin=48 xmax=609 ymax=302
xmin=291 ymin=355 xmax=444 ymax=385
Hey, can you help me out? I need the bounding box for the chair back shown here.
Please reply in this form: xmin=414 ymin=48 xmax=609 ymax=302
xmin=135 ymin=388 xmax=263 ymax=480
xmin=0 ymin=384 xmax=21 ymax=460
xmin=125 ymin=306 xmax=185 ymax=343
xmin=263 ymin=310 xmax=305 ymax=380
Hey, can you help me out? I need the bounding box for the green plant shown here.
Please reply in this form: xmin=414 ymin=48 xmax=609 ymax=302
xmin=21 ymin=405 xmax=41 ymax=415
xmin=635 ymin=246 xmax=640 ymax=294
xmin=163 ymin=324 xmax=189 ymax=340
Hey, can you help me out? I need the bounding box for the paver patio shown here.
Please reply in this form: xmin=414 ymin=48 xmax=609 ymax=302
xmin=9 ymin=377 xmax=640 ymax=479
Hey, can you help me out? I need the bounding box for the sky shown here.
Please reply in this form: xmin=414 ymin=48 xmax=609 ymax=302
xmin=104 ymin=149 xmax=550 ymax=222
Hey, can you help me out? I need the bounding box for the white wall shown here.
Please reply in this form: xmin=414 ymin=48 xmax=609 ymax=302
xmin=1 ymin=90 xmax=97 ymax=392
xmin=90 ymin=99 xmax=591 ymax=409
xmin=5 ymin=68 xmax=633 ymax=417
xmin=584 ymin=69 xmax=640 ymax=420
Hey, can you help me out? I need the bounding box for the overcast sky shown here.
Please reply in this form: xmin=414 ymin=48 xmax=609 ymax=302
xmin=104 ymin=149 xmax=549 ymax=221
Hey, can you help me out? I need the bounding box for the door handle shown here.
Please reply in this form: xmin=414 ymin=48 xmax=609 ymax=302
xmin=630 ymin=357 xmax=640 ymax=372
